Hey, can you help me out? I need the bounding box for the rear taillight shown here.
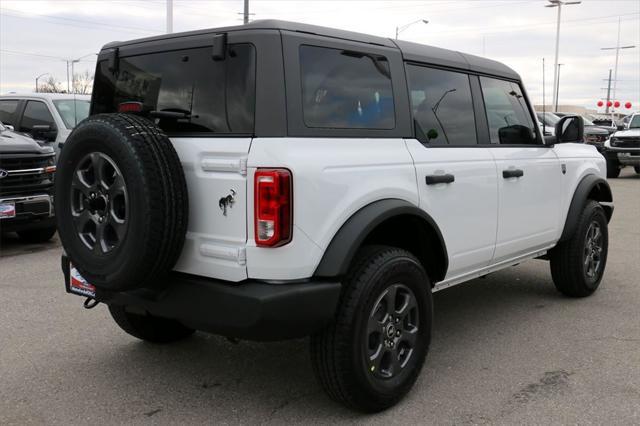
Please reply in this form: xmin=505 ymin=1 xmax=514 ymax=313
xmin=254 ymin=169 xmax=292 ymax=247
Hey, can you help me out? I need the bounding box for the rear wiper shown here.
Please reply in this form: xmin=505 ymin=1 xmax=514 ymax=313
xmin=149 ymin=110 xmax=190 ymax=119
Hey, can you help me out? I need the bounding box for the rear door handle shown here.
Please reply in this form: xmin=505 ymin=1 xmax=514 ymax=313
xmin=425 ymin=174 xmax=455 ymax=185
xmin=502 ymin=169 xmax=524 ymax=179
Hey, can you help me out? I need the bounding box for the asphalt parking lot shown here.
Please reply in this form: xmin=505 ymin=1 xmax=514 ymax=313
xmin=1 ymin=169 xmax=638 ymax=425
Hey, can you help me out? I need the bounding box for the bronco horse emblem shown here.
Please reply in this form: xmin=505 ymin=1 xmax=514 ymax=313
xmin=218 ymin=189 xmax=236 ymax=216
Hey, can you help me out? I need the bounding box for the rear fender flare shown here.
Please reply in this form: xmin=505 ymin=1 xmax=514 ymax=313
xmin=313 ymin=199 xmax=448 ymax=282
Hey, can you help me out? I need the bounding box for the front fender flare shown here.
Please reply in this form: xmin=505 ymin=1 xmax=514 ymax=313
xmin=559 ymin=174 xmax=613 ymax=243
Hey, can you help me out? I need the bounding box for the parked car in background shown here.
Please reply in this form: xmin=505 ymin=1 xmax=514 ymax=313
xmin=536 ymin=111 xmax=558 ymax=136
xmin=604 ymin=113 xmax=640 ymax=178
xmin=537 ymin=112 xmax=608 ymax=152
xmin=0 ymin=120 xmax=57 ymax=242
xmin=0 ymin=93 xmax=90 ymax=157
xmin=553 ymin=113 xmax=610 ymax=152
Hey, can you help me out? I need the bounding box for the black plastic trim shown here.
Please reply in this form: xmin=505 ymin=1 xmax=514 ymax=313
xmin=313 ymin=199 xmax=448 ymax=281
xmin=559 ymin=174 xmax=614 ymax=243
xmin=61 ymin=255 xmax=340 ymax=341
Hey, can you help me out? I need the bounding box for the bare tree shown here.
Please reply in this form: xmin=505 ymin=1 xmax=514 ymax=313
xmin=72 ymin=70 xmax=94 ymax=94
xmin=38 ymin=76 xmax=65 ymax=93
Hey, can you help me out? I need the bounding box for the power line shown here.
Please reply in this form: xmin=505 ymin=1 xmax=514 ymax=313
xmin=0 ymin=8 xmax=162 ymax=34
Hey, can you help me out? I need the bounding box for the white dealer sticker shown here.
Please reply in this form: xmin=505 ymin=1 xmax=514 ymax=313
xmin=69 ymin=266 xmax=96 ymax=298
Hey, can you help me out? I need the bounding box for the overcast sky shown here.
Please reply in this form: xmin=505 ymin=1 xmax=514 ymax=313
xmin=1 ymin=0 xmax=638 ymax=110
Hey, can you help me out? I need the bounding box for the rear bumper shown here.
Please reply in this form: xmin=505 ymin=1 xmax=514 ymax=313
xmin=61 ymin=254 xmax=341 ymax=341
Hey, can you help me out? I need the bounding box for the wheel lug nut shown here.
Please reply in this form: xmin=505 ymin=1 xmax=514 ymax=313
xmin=98 ymin=216 xmax=104 ymax=223
xmin=396 ymin=330 xmax=401 ymax=337
xmin=395 ymin=317 xmax=400 ymax=323
xmin=91 ymin=193 xmax=96 ymax=199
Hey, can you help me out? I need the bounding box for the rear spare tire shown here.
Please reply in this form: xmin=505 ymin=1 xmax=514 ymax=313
xmin=55 ymin=114 xmax=188 ymax=291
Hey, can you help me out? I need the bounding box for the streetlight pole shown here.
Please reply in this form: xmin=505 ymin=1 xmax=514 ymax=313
xmin=555 ymin=63 xmax=564 ymax=109
xmin=546 ymin=0 xmax=581 ymax=112
xmin=395 ymin=19 xmax=429 ymax=40
xmin=601 ymin=17 xmax=636 ymax=108
xmin=35 ymin=73 xmax=49 ymax=93
xmin=69 ymin=53 xmax=97 ymax=93
xmin=166 ymin=0 xmax=173 ymax=33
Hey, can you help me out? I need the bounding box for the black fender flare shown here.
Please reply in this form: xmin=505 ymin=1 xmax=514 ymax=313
xmin=559 ymin=174 xmax=613 ymax=243
xmin=313 ymin=199 xmax=448 ymax=282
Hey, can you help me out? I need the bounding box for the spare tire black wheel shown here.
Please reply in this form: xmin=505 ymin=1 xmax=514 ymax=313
xmin=55 ymin=114 xmax=188 ymax=291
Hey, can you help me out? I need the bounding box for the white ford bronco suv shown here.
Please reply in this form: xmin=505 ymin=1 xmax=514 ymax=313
xmin=55 ymin=21 xmax=613 ymax=412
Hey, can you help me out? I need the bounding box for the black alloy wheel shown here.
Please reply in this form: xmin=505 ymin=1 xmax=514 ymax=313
xmin=71 ymin=152 xmax=128 ymax=254
xmin=366 ymin=283 xmax=419 ymax=380
xmin=583 ymin=220 xmax=604 ymax=280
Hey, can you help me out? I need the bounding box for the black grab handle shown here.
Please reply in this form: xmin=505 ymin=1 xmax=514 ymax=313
xmin=502 ymin=169 xmax=524 ymax=179
xmin=425 ymin=174 xmax=455 ymax=185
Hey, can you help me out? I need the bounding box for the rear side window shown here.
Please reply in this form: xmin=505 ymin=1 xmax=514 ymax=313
xmin=480 ymin=77 xmax=537 ymax=145
xmin=92 ymin=44 xmax=256 ymax=135
xmin=20 ymin=101 xmax=56 ymax=132
xmin=406 ymin=65 xmax=477 ymax=145
xmin=299 ymin=45 xmax=395 ymax=129
xmin=0 ymin=100 xmax=19 ymax=126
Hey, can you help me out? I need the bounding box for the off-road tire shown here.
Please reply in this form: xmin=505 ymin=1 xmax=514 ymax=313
xmin=55 ymin=114 xmax=188 ymax=291
xmin=17 ymin=226 xmax=57 ymax=243
xmin=310 ymin=245 xmax=432 ymax=413
xmin=109 ymin=305 xmax=195 ymax=343
xmin=606 ymin=158 xmax=620 ymax=178
xmin=550 ymin=200 xmax=608 ymax=297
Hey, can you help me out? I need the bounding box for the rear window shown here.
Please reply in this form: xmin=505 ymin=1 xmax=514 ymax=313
xmin=92 ymin=44 xmax=256 ymax=135
xmin=299 ymin=45 xmax=395 ymax=130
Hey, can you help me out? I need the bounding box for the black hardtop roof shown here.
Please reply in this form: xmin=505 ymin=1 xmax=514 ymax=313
xmin=102 ymin=19 xmax=519 ymax=80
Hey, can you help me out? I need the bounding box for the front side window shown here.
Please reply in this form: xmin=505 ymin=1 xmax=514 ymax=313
xmin=480 ymin=77 xmax=537 ymax=145
xmin=406 ymin=65 xmax=477 ymax=145
xmin=20 ymin=101 xmax=56 ymax=132
xmin=299 ymin=45 xmax=395 ymax=129
xmin=0 ymin=100 xmax=19 ymax=126
xmin=92 ymin=44 xmax=256 ymax=135
xmin=54 ymin=99 xmax=90 ymax=129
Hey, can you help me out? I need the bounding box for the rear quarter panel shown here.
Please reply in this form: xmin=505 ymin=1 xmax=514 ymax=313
xmin=246 ymin=137 xmax=418 ymax=280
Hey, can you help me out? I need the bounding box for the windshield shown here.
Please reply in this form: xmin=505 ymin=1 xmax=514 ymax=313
xmin=53 ymin=99 xmax=90 ymax=129
xmin=630 ymin=115 xmax=640 ymax=129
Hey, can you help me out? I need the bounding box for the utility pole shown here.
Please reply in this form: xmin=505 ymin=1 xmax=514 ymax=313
xmin=546 ymin=0 xmax=581 ymax=113
xmin=243 ymin=0 xmax=249 ymax=24
xmin=605 ymin=69 xmax=612 ymax=114
xmin=65 ymin=60 xmax=70 ymax=93
xmin=601 ymin=17 xmax=636 ymax=106
xmin=555 ymin=63 xmax=564 ymax=110
xmin=166 ymin=0 xmax=173 ymax=33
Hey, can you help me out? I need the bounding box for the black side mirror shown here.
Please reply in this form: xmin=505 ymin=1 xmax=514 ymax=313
xmin=617 ymin=124 xmax=625 ymax=131
xmin=553 ymin=115 xmax=584 ymax=144
xmin=31 ymin=124 xmax=57 ymax=142
xmin=498 ymin=124 xmax=535 ymax=145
